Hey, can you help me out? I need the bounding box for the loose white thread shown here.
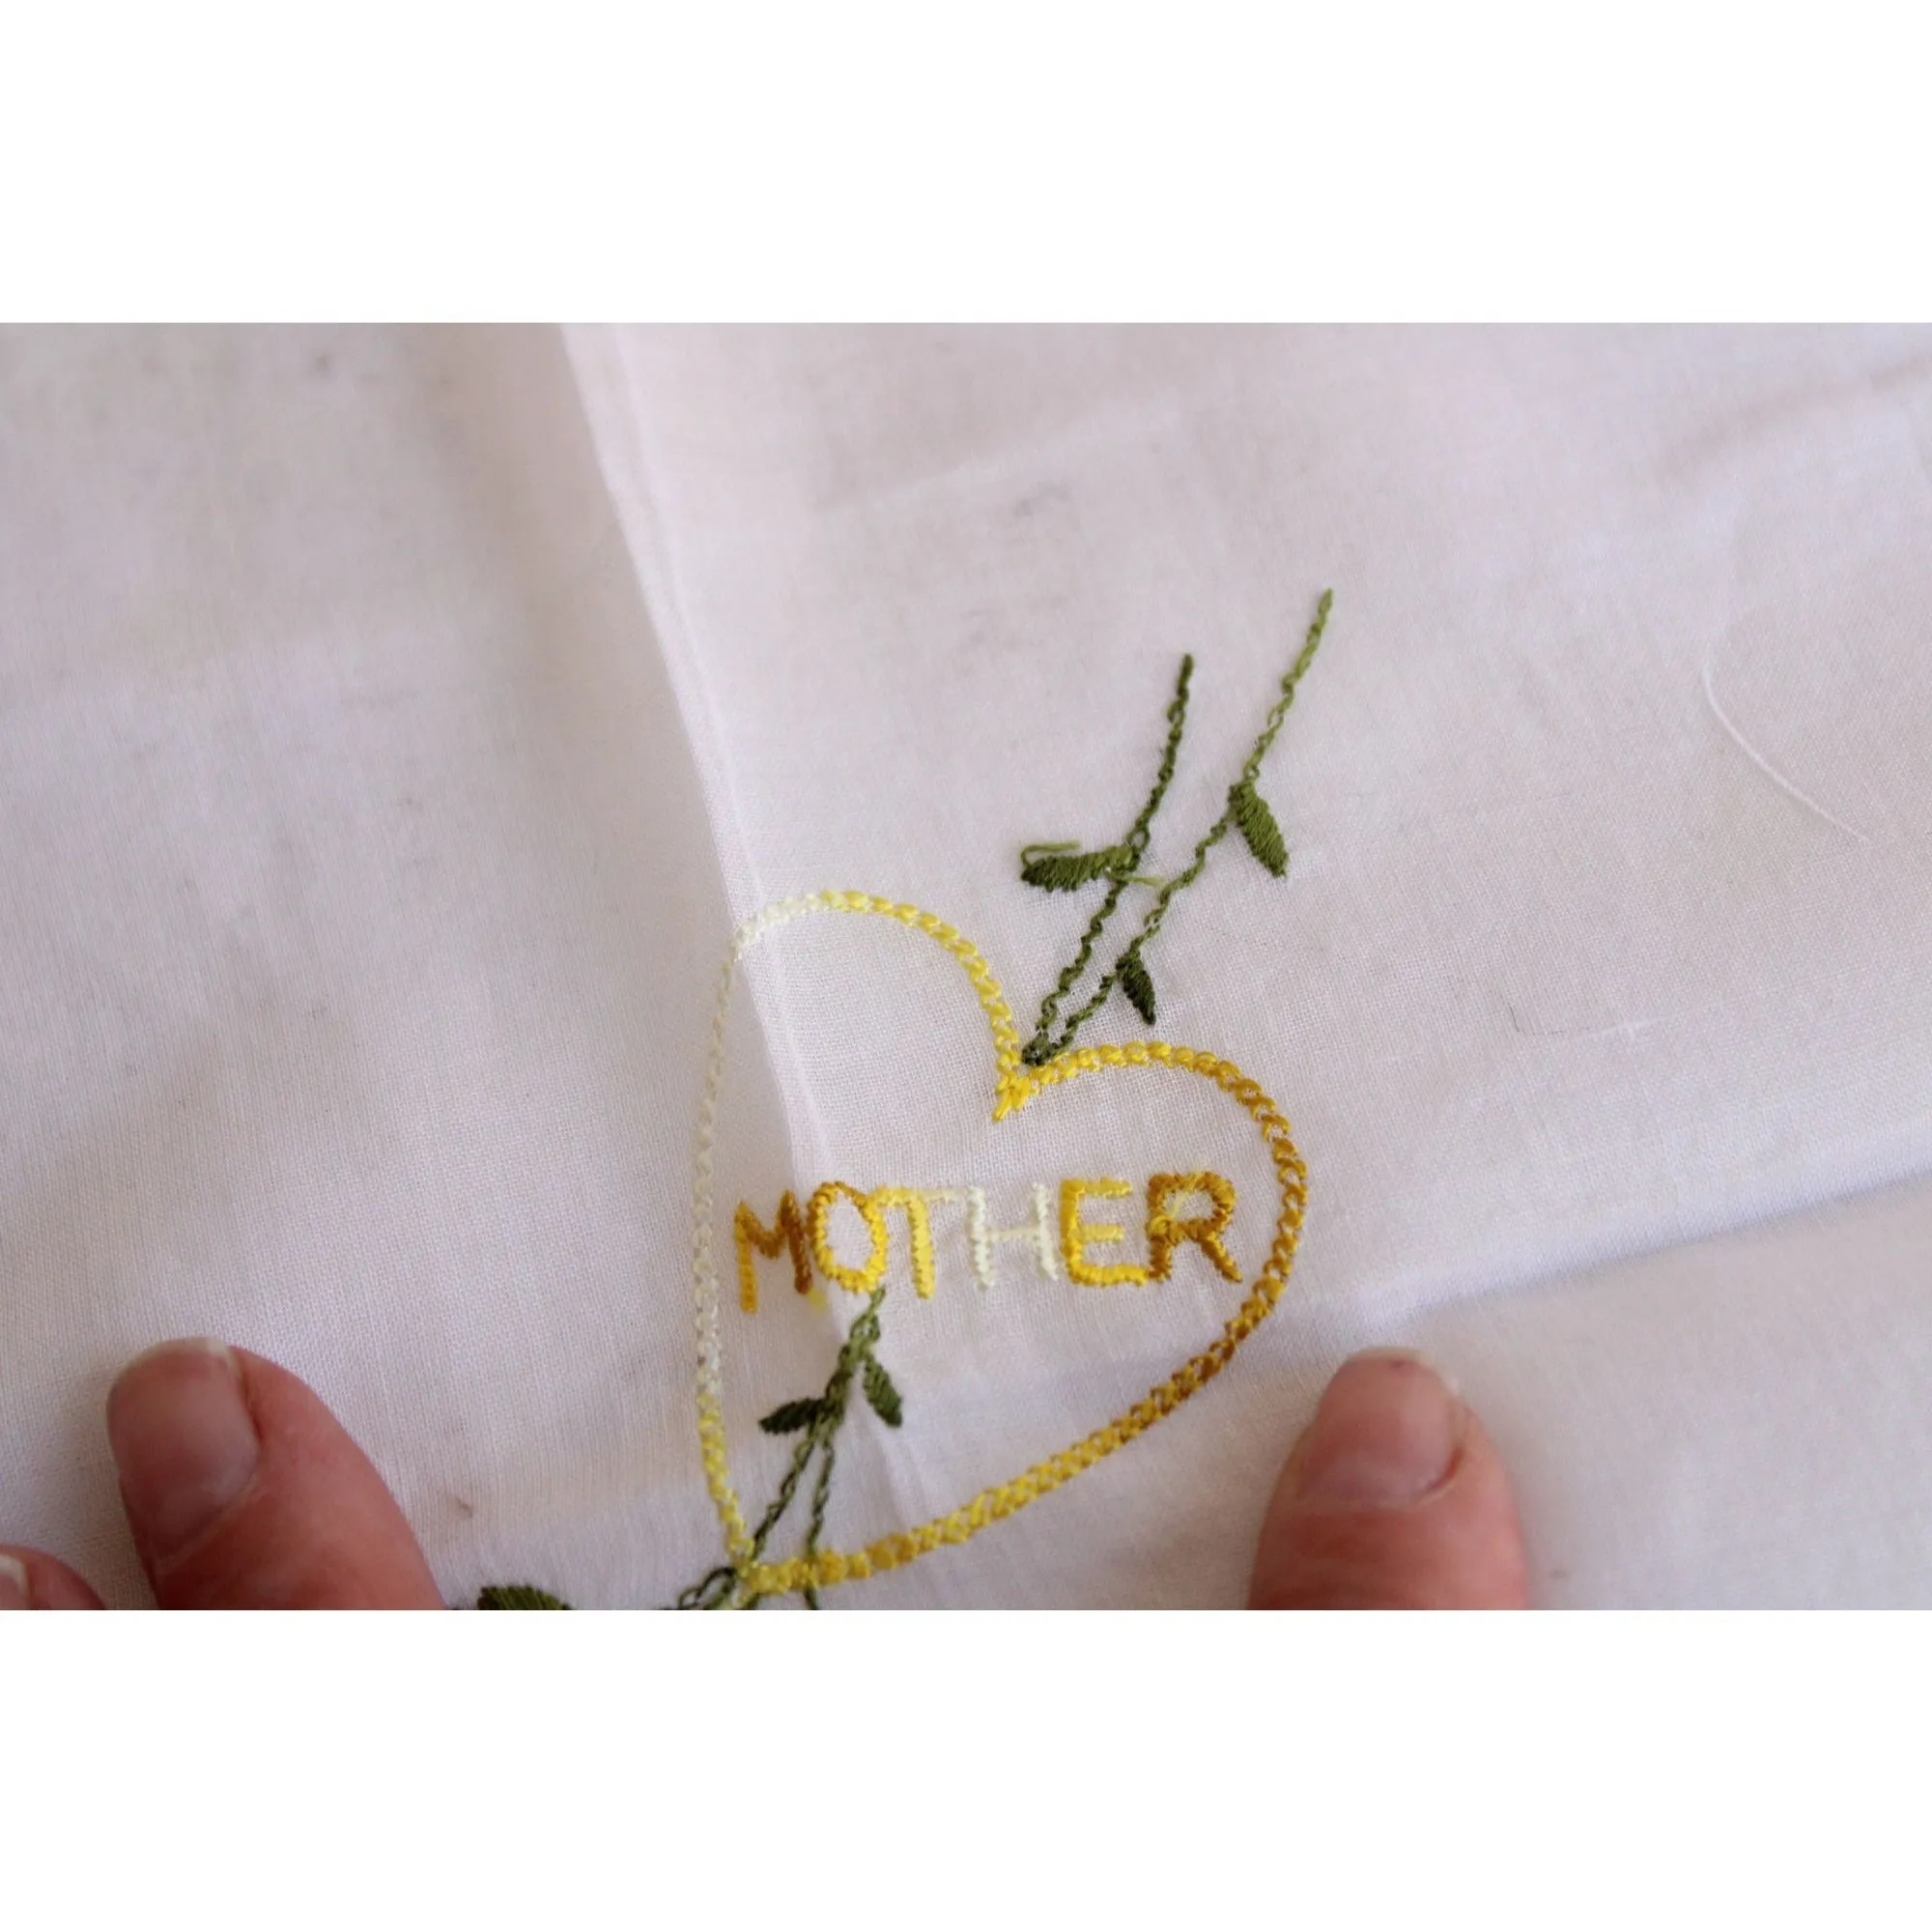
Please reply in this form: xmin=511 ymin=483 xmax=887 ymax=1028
xmin=1702 ymin=660 xmax=1868 ymax=843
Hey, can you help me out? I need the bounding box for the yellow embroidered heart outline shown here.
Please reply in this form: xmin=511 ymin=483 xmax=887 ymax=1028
xmin=691 ymin=891 xmax=1308 ymax=1602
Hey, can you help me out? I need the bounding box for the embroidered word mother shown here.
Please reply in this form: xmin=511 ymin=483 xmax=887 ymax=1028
xmin=689 ymin=890 xmax=1308 ymax=1603
xmin=734 ymin=1172 xmax=1241 ymax=1311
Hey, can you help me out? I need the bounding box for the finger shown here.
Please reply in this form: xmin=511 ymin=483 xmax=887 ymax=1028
xmin=1248 ymin=1350 xmax=1529 ymax=1609
xmin=0 ymin=1547 xmax=106 ymax=1609
xmin=107 ymin=1339 xmax=445 ymax=1608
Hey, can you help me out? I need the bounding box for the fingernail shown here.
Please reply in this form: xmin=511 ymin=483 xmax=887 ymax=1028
xmin=107 ymin=1339 xmax=260 ymax=1559
xmin=1293 ymin=1350 xmax=1465 ymax=1508
xmin=0 ymin=1553 xmax=29 ymax=1609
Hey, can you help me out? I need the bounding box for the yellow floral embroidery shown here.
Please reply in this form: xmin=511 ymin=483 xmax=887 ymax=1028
xmin=1146 ymin=1171 xmax=1241 ymax=1284
xmin=1059 ymin=1178 xmax=1151 ymax=1287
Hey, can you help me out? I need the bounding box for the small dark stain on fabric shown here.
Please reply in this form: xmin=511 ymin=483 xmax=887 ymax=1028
xmin=1012 ymin=481 xmax=1070 ymax=521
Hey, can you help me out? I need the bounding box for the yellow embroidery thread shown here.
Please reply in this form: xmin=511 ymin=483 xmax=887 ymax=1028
xmin=868 ymin=1187 xmax=938 ymax=1298
xmin=1060 ymin=1178 xmax=1152 ymax=1287
xmin=690 ymin=891 xmax=1309 ymax=1600
xmin=807 ymin=1180 xmax=891 ymax=1295
xmin=733 ymin=1192 xmax=810 ymax=1314
xmin=1146 ymin=1171 xmax=1242 ymax=1284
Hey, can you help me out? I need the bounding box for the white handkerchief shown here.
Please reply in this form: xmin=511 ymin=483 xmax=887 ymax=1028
xmin=3 ymin=325 xmax=1929 ymax=1605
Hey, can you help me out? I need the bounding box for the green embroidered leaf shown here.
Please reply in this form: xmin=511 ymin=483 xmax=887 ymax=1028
xmin=1229 ymin=779 xmax=1289 ymax=876
xmin=476 ymin=1584 xmax=570 ymax=1609
xmin=1119 ymin=950 xmax=1157 ymax=1025
xmin=1020 ymin=843 xmax=1130 ymax=892
xmin=862 ymin=1356 xmax=904 ymax=1428
xmin=759 ymin=1397 xmax=826 ymax=1435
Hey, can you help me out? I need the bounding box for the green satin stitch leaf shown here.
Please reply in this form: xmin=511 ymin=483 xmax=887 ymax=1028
xmin=674 ymin=1286 xmax=892 ymax=1608
xmin=862 ymin=1356 xmax=904 ymax=1428
xmin=476 ymin=1584 xmax=569 ymax=1609
xmin=1020 ymin=843 xmax=1131 ymax=892
xmin=1017 ymin=589 xmax=1331 ymax=1067
xmin=759 ymin=1397 xmax=826 ymax=1435
xmin=1229 ymin=779 xmax=1289 ymax=876
xmin=1119 ymin=951 xmax=1157 ymax=1024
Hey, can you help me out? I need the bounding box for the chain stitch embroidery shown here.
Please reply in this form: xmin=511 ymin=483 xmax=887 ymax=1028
xmin=740 ymin=1172 xmax=1225 ymax=1305
xmin=1146 ymin=1171 xmax=1242 ymax=1284
xmin=805 ymin=1179 xmax=891 ymax=1294
xmin=676 ymin=1282 xmax=900 ymax=1610
xmin=1060 ymin=1178 xmax=1151 ymax=1287
xmin=487 ymin=596 xmax=1332 ymax=1608
xmin=867 ymin=1188 xmax=938 ymax=1299
xmin=677 ymin=891 xmax=1309 ymax=1606
xmin=733 ymin=1191 xmax=810 ymax=1314
xmin=1019 ymin=589 xmax=1333 ymax=1065
xmin=924 ymin=1184 xmax=1061 ymax=1290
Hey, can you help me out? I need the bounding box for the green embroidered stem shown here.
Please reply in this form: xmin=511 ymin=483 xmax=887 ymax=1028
xmin=1019 ymin=590 xmax=1332 ymax=1065
xmin=673 ymin=1285 xmax=895 ymax=1610
xmin=801 ymin=1427 xmax=838 ymax=1612
xmin=1020 ymin=655 xmax=1194 ymax=1065
xmin=1237 ymin=586 xmax=1332 ymax=790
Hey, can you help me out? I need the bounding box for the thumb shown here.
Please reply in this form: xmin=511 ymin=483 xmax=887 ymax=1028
xmin=1249 ymin=1350 xmax=1529 ymax=1608
xmin=107 ymin=1339 xmax=445 ymax=1608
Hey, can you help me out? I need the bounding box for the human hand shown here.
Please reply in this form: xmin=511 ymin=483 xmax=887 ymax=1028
xmin=1 ymin=1340 xmax=443 ymax=1608
xmin=1247 ymin=1350 xmax=1528 ymax=1608
xmin=0 ymin=1340 xmax=1525 ymax=1607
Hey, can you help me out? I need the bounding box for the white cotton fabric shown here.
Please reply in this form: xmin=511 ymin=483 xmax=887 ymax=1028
xmin=3 ymin=326 xmax=1930 ymax=1606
